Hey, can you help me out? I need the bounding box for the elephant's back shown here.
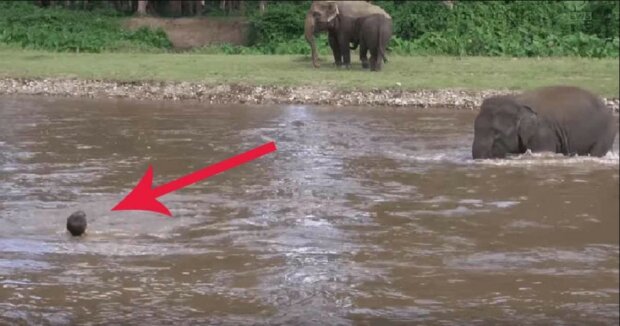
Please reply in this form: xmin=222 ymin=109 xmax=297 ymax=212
xmin=337 ymin=1 xmax=391 ymax=19
xmin=516 ymin=86 xmax=609 ymax=121
xmin=518 ymin=86 xmax=615 ymax=154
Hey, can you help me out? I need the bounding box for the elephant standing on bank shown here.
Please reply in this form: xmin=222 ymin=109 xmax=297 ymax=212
xmin=350 ymin=14 xmax=393 ymax=71
xmin=472 ymin=86 xmax=617 ymax=159
xmin=304 ymin=1 xmax=390 ymax=68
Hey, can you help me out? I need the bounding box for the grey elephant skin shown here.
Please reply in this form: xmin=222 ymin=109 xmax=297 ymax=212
xmin=472 ymin=86 xmax=617 ymax=159
xmin=350 ymin=14 xmax=393 ymax=71
xmin=304 ymin=1 xmax=390 ymax=68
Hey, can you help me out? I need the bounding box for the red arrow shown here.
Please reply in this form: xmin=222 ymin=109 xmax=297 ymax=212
xmin=112 ymin=141 xmax=277 ymax=217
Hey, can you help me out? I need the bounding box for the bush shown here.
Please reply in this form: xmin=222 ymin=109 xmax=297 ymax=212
xmin=0 ymin=2 xmax=171 ymax=52
xmin=1 ymin=1 xmax=617 ymax=58
xmin=248 ymin=1 xmax=310 ymax=46
xmin=249 ymin=0 xmax=619 ymax=58
xmin=585 ymin=0 xmax=620 ymax=39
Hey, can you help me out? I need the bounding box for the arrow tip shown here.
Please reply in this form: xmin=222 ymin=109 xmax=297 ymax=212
xmin=112 ymin=165 xmax=172 ymax=217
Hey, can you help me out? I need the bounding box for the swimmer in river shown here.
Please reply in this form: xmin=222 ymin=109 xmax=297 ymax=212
xmin=67 ymin=210 xmax=87 ymax=236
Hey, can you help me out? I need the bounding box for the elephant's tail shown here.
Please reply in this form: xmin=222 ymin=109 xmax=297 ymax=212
xmin=377 ymin=23 xmax=387 ymax=64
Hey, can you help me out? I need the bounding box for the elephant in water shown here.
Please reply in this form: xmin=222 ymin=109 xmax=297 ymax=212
xmin=304 ymin=1 xmax=390 ymax=68
xmin=349 ymin=13 xmax=393 ymax=71
xmin=472 ymin=86 xmax=617 ymax=159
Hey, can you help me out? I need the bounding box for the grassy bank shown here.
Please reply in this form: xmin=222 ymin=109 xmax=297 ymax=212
xmin=0 ymin=48 xmax=618 ymax=97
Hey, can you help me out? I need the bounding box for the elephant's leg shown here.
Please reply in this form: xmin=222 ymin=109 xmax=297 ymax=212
xmin=328 ymin=32 xmax=342 ymax=67
xmin=379 ymin=38 xmax=389 ymax=65
xmin=589 ymin=126 xmax=616 ymax=157
xmin=369 ymin=47 xmax=379 ymax=71
xmin=343 ymin=45 xmax=352 ymax=68
xmin=375 ymin=46 xmax=384 ymax=71
xmin=360 ymin=41 xmax=369 ymax=69
xmin=337 ymin=31 xmax=352 ymax=68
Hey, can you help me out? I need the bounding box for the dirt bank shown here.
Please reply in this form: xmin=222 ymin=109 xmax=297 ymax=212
xmin=123 ymin=17 xmax=250 ymax=48
xmin=1 ymin=77 xmax=618 ymax=112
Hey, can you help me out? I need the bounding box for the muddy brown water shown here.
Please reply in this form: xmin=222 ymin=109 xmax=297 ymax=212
xmin=0 ymin=96 xmax=618 ymax=325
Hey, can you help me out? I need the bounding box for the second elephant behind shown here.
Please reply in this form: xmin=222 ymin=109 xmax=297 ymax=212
xmin=350 ymin=14 xmax=393 ymax=71
xmin=304 ymin=1 xmax=390 ymax=68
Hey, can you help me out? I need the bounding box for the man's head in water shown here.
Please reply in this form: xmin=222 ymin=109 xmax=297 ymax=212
xmin=67 ymin=210 xmax=87 ymax=236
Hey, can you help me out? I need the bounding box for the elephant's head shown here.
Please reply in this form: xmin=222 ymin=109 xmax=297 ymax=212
xmin=310 ymin=1 xmax=340 ymax=28
xmin=472 ymin=96 xmax=539 ymax=159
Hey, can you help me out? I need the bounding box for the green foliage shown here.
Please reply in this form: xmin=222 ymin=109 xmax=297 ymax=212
xmin=0 ymin=2 xmax=171 ymax=52
xmin=585 ymin=0 xmax=620 ymax=39
xmin=0 ymin=1 xmax=617 ymax=58
xmin=247 ymin=1 xmax=310 ymax=46
xmin=250 ymin=0 xmax=619 ymax=58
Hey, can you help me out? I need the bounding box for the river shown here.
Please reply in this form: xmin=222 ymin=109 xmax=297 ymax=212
xmin=1 ymin=96 xmax=618 ymax=325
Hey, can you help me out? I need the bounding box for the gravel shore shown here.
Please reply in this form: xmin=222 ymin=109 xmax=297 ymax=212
xmin=1 ymin=77 xmax=618 ymax=112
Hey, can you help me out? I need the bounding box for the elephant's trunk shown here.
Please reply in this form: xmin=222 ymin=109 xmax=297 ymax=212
xmin=472 ymin=138 xmax=492 ymax=159
xmin=304 ymin=13 xmax=320 ymax=68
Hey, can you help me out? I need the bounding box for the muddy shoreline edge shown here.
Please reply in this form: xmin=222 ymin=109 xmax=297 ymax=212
xmin=1 ymin=77 xmax=618 ymax=112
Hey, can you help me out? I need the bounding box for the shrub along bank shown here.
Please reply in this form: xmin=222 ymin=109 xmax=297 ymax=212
xmin=247 ymin=0 xmax=619 ymax=58
xmin=0 ymin=2 xmax=171 ymax=52
xmin=0 ymin=1 xmax=618 ymax=58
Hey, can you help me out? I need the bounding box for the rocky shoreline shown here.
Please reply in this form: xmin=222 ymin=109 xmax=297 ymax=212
xmin=1 ymin=77 xmax=618 ymax=112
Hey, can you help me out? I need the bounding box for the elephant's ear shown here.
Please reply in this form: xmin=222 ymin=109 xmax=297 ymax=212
xmin=517 ymin=105 xmax=538 ymax=152
xmin=326 ymin=2 xmax=339 ymax=22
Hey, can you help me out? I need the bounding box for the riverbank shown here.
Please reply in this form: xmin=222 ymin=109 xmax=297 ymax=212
xmin=2 ymin=77 xmax=619 ymax=111
xmin=0 ymin=49 xmax=618 ymax=110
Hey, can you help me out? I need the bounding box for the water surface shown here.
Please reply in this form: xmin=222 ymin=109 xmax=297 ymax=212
xmin=0 ymin=96 xmax=618 ymax=325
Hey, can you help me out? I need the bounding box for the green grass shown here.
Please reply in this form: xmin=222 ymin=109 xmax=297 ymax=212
xmin=0 ymin=48 xmax=618 ymax=97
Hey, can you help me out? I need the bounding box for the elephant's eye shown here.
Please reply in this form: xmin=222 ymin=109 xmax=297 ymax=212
xmin=313 ymin=11 xmax=321 ymax=18
xmin=491 ymin=126 xmax=505 ymax=137
xmin=492 ymin=121 xmax=514 ymax=136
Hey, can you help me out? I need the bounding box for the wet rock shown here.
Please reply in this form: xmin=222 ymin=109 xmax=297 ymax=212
xmin=0 ymin=77 xmax=617 ymax=113
xmin=67 ymin=210 xmax=87 ymax=236
xmin=291 ymin=120 xmax=305 ymax=127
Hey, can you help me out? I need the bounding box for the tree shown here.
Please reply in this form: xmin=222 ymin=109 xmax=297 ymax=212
xmin=238 ymin=0 xmax=245 ymax=15
xmin=169 ymin=0 xmax=182 ymax=16
xmin=136 ymin=0 xmax=147 ymax=15
xmin=194 ymin=0 xmax=204 ymax=15
xmin=441 ymin=0 xmax=455 ymax=9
